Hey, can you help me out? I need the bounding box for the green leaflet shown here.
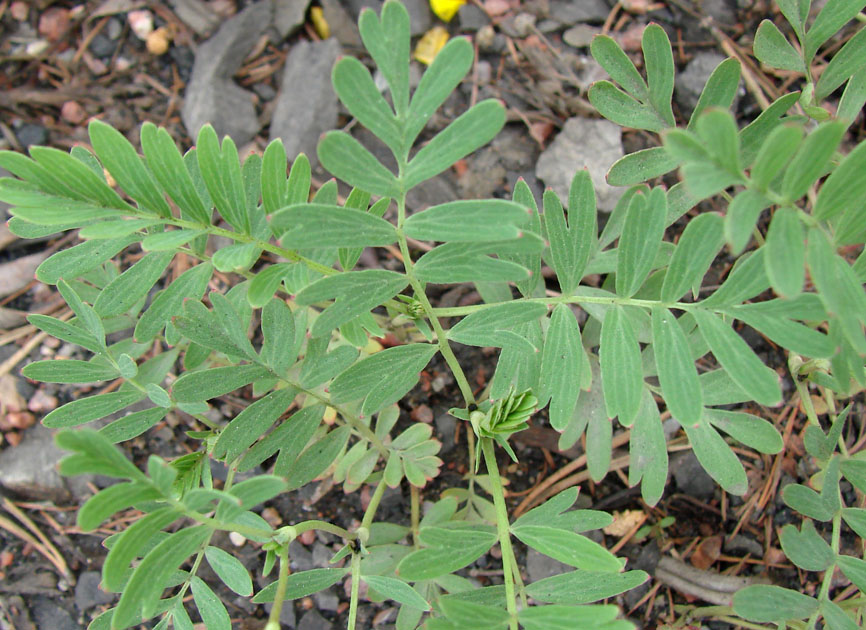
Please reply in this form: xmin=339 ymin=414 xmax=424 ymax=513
xmin=396 ymin=527 xmax=497 ymax=581
xmin=404 ymin=200 xmax=529 ymax=243
xmin=253 ymin=568 xmax=349 ymax=603
xmin=36 ymin=235 xmax=139 ymax=285
xmin=195 ymin=124 xmax=249 ymax=233
xmin=781 ymin=121 xmax=845 ymax=202
xmin=140 ymin=122 xmax=210 ymax=225
xmin=330 ymin=344 xmax=438 ymax=416
xmin=171 ymin=364 xmax=271 ymax=402
xmin=333 ymin=56 xmax=402 ymax=153
xmin=94 ymin=251 xmax=174 ymax=317
xmin=405 ymin=36 xmax=474 ymax=144
xmin=544 ymin=171 xmax=597 ymax=295
xmin=191 ymin=577 xmax=231 ymax=630
xmin=733 ymin=585 xmax=818 ymax=623
xmin=102 ymin=507 xmax=180 ymax=591
xmin=692 ymin=309 xmax=781 ymax=406
xmin=629 ymin=388 xmax=667 ymax=506
xmin=284 ymin=424 xmax=351 ymax=491
xmin=652 ymin=307 xmax=702 ymax=426
xmin=113 ymin=526 xmax=211 ymax=629
xmin=518 ymin=605 xmax=621 ymax=630
xmin=448 ymin=302 xmax=547 ymax=352
xmin=317 ymin=131 xmax=400 ymax=198
xmin=361 ymin=576 xmax=430 ymax=611
xmin=213 ymin=387 xmax=298 ymax=462
xmin=607 ymin=147 xmax=678 ymax=187
xmin=814 ymin=139 xmax=866 ymax=221
xmin=689 ymin=57 xmax=742 ymax=127
xmin=703 ymin=408 xmax=783 ymax=454
xmin=241 ymin=404 xmax=324 ymax=474
xmin=404 ymin=100 xmax=505 ymax=190
xmin=295 ymin=270 xmax=408 ymax=338
xmin=660 ymin=212 xmax=723 ymax=302
xmin=271 ymin=204 xmax=397 ymax=247
xmin=135 ymin=262 xmax=213 ymax=342
xmin=42 ymin=390 xmax=144 ymax=428
xmin=779 ymin=521 xmax=834 ymax=571
xmin=22 ymin=359 xmax=119 ymax=384
xmin=88 ymin=119 xmax=171 ymax=217
xmin=358 ymin=0 xmax=410 ymax=115
xmin=616 ymin=188 xmax=666 ymax=298
xmin=538 ymin=304 xmax=583 ymax=431
xmin=511 ymin=524 xmax=621 ymax=572
xmin=683 ymin=420 xmax=748 ymax=495
xmin=525 ymin=570 xmax=648 ymax=605
xmin=753 ymin=19 xmax=806 ymax=72
xmin=642 ymin=24 xmax=676 ymax=127
xmin=78 ymin=481 xmax=162 ymax=531
xmin=600 ymin=305 xmax=643 ymax=425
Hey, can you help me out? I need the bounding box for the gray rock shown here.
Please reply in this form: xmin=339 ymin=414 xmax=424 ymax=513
xmin=15 ymin=123 xmax=47 ymax=147
xmin=321 ymin=0 xmax=362 ymax=47
xmin=563 ymin=24 xmax=600 ymax=48
xmin=74 ymin=571 xmax=114 ymax=611
xmin=536 ymin=117 xmax=623 ymax=213
xmin=312 ymin=541 xmax=333 ymax=567
xmin=289 ymin=539 xmax=314 ymax=571
xmin=675 ymin=52 xmax=732 ymax=117
xmin=696 ymin=0 xmax=737 ymax=26
xmin=548 ymin=0 xmax=611 ymax=25
xmin=168 ymin=0 xmax=221 ymax=36
xmin=181 ymin=1 xmax=273 ymax=146
xmin=315 ymin=587 xmax=340 ymax=612
xmin=30 ymin=599 xmax=77 ymax=630
xmin=402 ymin=0 xmax=431 ymax=35
xmin=434 ymin=412 xmax=456 ymax=454
xmin=0 ymin=424 xmax=69 ymax=502
xmin=89 ymin=33 xmax=117 ymax=57
xmin=406 ymin=175 xmax=457 ymax=212
xmin=274 ymin=0 xmax=312 ymax=40
xmin=526 ymin=548 xmax=572 ymax=583
xmin=269 ymin=38 xmax=340 ymax=168
xmin=458 ymin=3 xmax=489 ymax=31
xmin=670 ymin=450 xmax=716 ymax=500
xmin=298 ymin=609 xmax=334 ymax=630
xmin=264 ymin=599 xmax=297 ymax=628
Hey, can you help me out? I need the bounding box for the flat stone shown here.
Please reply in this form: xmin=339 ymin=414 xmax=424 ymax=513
xmin=402 ymin=0 xmax=431 ymax=35
xmin=181 ymin=1 xmax=272 ymax=146
xmin=298 ymin=609 xmax=334 ymax=630
xmin=320 ymin=0 xmax=362 ymax=47
xmin=670 ymin=450 xmax=715 ymax=500
xmin=270 ymin=38 xmax=340 ymax=167
xmin=30 ymin=598 xmax=77 ymax=630
xmin=675 ymin=52 xmax=735 ymax=117
xmin=536 ymin=117 xmax=623 ymax=213
xmin=315 ymin=587 xmax=340 ymax=612
xmin=0 ymin=424 xmax=69 ymax=502
xmin=74 ymin=571 xmax=115 ymax=611
xmin=168 ymin=0 xmax=221 ymax=36
xmin=563 ymin=24 xmax=600 ymax=48
xmin=274 ymin=0 xmax=312 ymax=40
xmin=458 ymin=3 xmax=489 ymax=30
xmin=548 ymin=0 xmax=611 ymax=25
xmin=289 ymin=539 xmax=314 ymax=571
xmin=526 ymin=548 xmax=572 ymax=583
xmin=15 ymin=123 xmax=47 ymax=147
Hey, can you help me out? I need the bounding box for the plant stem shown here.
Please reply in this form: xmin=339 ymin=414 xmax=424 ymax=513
xmin=410 ymin=484 xmax=420 ymax=547
xmin=481 ymin=438 xmax=518 ymax=630
xmin=265 ymin=544 xmax=290 ymax=630
xmin=361 ymin=476 xmax=388 ymax=532
xmin=347 ymin=548 xmax=362 ymax=630
xmin=806 ymin=511 xmax=842 ymax=630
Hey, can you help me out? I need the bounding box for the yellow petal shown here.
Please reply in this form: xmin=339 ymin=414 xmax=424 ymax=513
xmin=310 ymin=6 xmax=330 ymax=39
xmin=413 ymin=26 xmax=450 ymax=66
xmin=430 ymin=0 xmax=466 ymax=22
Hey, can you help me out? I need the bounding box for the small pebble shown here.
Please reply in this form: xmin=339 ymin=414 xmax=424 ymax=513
xmin=38 ymin=7 xmax=70 ymax=41
xmin=512 ymin=13 xmax=536 ymax=38
xmin=128 ymin=10 xmax=154 ymax=41
xmin=60 ymin=101 xmax=87 ymax=125
xmin=146 ymin=27 xmax=170 ymax=56
xmin=15 ymin=123 xmax=48 ymax=147
xmin=9 ymin=1 xmax=28 ymax=21
xmin=28 ymin=389 xmax=58 ymax=413
xmin=563 ymin=24 xmax=600 ymax=48
xmin=229 ymin=532 xmax=246 ymax=547
xmin=25 ymin=40 xmax=50 ymax=57
xmin=88 ymin=33 xmax=116 ymax=58
xmin=475 ymin=24 xmax=495 ymax=51
xmin=6 ymin=411 xmax=35 ymax=430
xmin=107 ymin=17 xmax=122 ymax=40
xmin=411 ymin=404 xmax=434 ymax=424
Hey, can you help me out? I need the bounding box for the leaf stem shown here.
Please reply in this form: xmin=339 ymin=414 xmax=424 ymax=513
xmin=806 ymin=511 xmax=842 ymax=630
xmin=265 ymin=544 xmax=290 ymax=630
xmin=481 ymin=438 xmax=518 ymax=630
xmin=347 ymin=548 xmax=362 ymax=630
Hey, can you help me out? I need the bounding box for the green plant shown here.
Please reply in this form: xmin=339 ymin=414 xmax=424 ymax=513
xmin=1 ymin=0 xmax=865 ymax=628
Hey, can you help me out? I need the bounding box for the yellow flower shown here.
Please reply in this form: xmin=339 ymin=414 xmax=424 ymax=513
xmin=430 ymin=0 xmax=465 ymax=22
